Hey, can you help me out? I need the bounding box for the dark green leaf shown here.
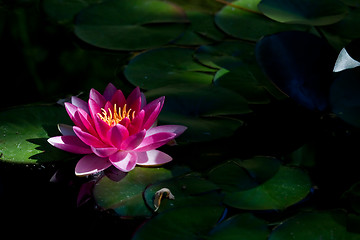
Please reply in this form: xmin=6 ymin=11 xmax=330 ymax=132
xmin=146 ymin=85 xmax=251 ymax=142
xmin=143 ymin=173 xmax=221 ymax=213
xmin=0 ymin=105 xmax=74 ymax=164
xmin=215 ymin=0 xmax=304 ymax=41
xmin=258 ymin=0 xmax=349 ymax=26
xmin=124 ymin=47 xmax=216 ymax=89
xmin=93 ymin=167 xmax=187 ymax=217
xmin=208 ymin=157 xmax=311 ymax=210
xmin=132 ymin=206 xmax=226 ymax=240
xmin=269 ymin=211 xmax=360 ymax=240
xmin=74 ymin=0 xmax=188 ymax=50
xmin=208 ymin=213 xmax=270 ymax=240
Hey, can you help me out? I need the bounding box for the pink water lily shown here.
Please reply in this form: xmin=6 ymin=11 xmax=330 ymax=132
xmin=48 ymin=83 xmax=186 ymax=176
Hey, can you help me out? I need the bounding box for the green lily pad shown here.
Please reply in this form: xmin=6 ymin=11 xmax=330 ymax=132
xmin=208 ymin=157 xmax=312 ymax=210
xmin=207 ymin=213 xmax=270 ymax=240
xmin=93 ymin=167 xmax=189 ymax=218
xmin=323 ymin=8 xmax=360 ymax=40
xmin=132 ymin=205 xmax=226 ymax=240
xmin=146 ymin=85 xmax=252 ymax=142
xmin=208 ymin=157 xmax=281 ymax=192
xmin=215 ymin=0 xmax=304 ymax=41
xmin=0 ymin=104 xmax=74 ymax=164
xmin=74 ymin=0 xmax=188 ymax=50
xmin=258 ymin=0 xmax=349 ymax=26
xmin=124 ymin=47 xmax=216 ymax=90
xmin=269 ymin=211 xmax=360 ymax=240
xmin=174 ymin=10 xmax=225 ymax=46
xmin=143 ymin=173 xmax=221 ymax=213
xmin=194 ymin=40 xmax=257 ymax=69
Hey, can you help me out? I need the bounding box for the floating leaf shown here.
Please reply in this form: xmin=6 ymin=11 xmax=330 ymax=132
xmin=132 ymin=206 xmax=226 ymax=240
xmin=330 ymin=67 xmax=360 ymax=128
xmin=323 ymin=8 xmax=360 ymax=40
xmin=208 ymin=157 xmax=311 ymax=210
xmin=93 ymin=167 xmax=188 ymax=217
xmin=256 ymin=31 xmax=337 ymax=111
xmin=74 ymin=0 xmax=188 ymax=50
xmin=146 ymin=85 xmax=251 ymax=142
xmin=215 ymin=0 xmax=304 ymax=41
xmin=207 ymin=213 xmax=270 ymax=240
xmin=0 ymin=105 xmax=74 ymax=164
xmin=208 ymin=157 xmax=281 ymax=192
xmin=258 ymin=0 xmax=349 ymax=26
xmin=174 ymin=10 xmax=225 ymax=46
xmin=269 ymin=211 xmax=360 ymax=240
xmin=124 ymin=47 xmax=216 ymax=90
xmin=144 ymin=173 xmax=220 ymax=213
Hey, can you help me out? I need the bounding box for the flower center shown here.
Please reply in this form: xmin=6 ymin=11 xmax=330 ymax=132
xmin=97 ymin=103 xmax=135 ymax=126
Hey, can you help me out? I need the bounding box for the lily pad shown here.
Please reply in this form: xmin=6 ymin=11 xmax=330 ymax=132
xmin=0 ymin=105 xmax=74 ymax=164
xmin=208 ymin=157 xmax=312 ymax=210
xmin=132 ymin=205 xmax=226 ymax=240
xmin=124 ymin=47 xmax=216 ymax=90
xmin=174 ymin=10 xmax=225 ymax=46
xmin=93 ymin=167 xmax=188 ymax=218
xmin=215 ymin=0 xmax=304 ymax=41
xmin=74 ymin=0 xmax=188 ymax=50
xmin=269 ymin=211 xmax=360 ymax=240
xmin=256 ymin=31 xmax=337 ymax=111
xmin=143 ymin=173 xmax=221 ymax=213
xmin=207 ymin=213 xmax=270 ymax=240
xmin=323 ymin=8 xmax=360 ymax=40
xmin=145 ymin=85 xmax=252 ymax=142
xmin=258 ymin=0 xmax=349 ymax=26
xmin=208 ymin=157 xmax=281 ymax=192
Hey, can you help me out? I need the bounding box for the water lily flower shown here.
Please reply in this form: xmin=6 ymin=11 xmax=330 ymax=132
xmin=48 ymin=83 xmax=186 ymax=176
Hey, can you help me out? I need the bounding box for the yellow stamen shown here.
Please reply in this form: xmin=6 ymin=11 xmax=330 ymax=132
xmin=97 ymin=103 xmax=135 ymax=126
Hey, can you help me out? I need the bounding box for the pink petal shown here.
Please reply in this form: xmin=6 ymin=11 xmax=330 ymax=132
xmin=75 ymin=154 xmax=111 ymax=176
xmin=58 ymin=124 xmax=76 ymax=136
xmin=119 ymin=117 xmax=130 ymax=128
xmin=109 ymin=151 xmax=137 ymax=172
xmin=121 ymin=130 xmax=146 ymax=150
xmin=89 ymin=88 xmax=106 ymax=107
xmin=93 ymin=113 xmax=112 ymax=144
xmin=145 ymin=125 xmax=187 ymax=138
xmin=126 ymin=87 xmax=142 ymax=114
xmin=48 ymin=136 xmax=92 ymax=154
xmin=75 ymin=108 xmax=98 ymax=137
xmin=110 ymin=90 xmax=126 ymax=108
xmin=73 ymin=126 xmax=106 ymax=148
xmin=136 ymin=150 xmax=172 ymax=166
xmin=71 ymin=96 xmax=89 ymax=114
xmin=142 ymin=97 xmax=165 ymax=130
xmin=64 ymin=102 xmax=78 ymax=122
xmin=88 ymin=98 xmax=102 ymax=120
xmin=107 ymin=124 xmax=129 ymax=149
xmin=143 ymin=102 xmax=161 ymax=130
xmin=103 ymin=101 xmax=112 ymax=112
xmin=103 ymin=83 xmax=117 ymax=101
xmin=134 ymin=132 xmax=176 ymax=152
xmin=91 ymin=146 xmax=118 ymax=157
xmin=128 ymin=109 xmax=145 ymax=135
